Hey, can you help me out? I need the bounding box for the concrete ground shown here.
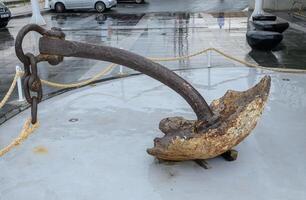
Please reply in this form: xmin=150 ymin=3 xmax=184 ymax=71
xmin=1 ymin=0 xmax=306 ymax=121
xmin=1 ymin=2 xmax=306 ymax=198
xmin=0 ymin=67 xmax=306 ymax=200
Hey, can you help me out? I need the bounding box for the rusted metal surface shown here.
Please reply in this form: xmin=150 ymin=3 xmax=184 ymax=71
xmin=15 ymin=24 xmax=271 ymax=162
xmin=21 ymin=53 xmax=42 ymax=124
xmin=147 ymin=76 xmax=271 ymax=161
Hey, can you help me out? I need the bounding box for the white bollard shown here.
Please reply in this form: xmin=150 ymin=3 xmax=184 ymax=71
xmin=207 ymin=50 xmax=212 ymax=68
xmin=251 ymin=0 xmax=265 ymax=19
xmin=30 ymin=0 xmax=46 ymax=25
xmin=16 ymin=66 xmax=25 ymax=102
xmin=44 ymin=0 xmax=49 ymax=9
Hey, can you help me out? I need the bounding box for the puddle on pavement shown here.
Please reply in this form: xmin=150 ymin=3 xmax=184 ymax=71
xmin=247 ymin=28 xmax=306 ymax=69
xmin=1 ymin=11 xmax=306 ymax=113
xmin=51 ymin=13 xmax=145 ymax=28
xmin=0 ymin=28 xmax=14 ymax=50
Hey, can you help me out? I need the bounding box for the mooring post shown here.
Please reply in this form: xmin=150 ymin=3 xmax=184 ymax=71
xmin=16 ymin=65 xmax=24 ymax=102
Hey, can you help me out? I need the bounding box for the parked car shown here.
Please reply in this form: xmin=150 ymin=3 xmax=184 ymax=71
xmin=0 ymin=2 xmax=11 ymax=28
xmin=49 ymin=0 xmax=117 ymax=13
xmin=117 ymin=0 xmax=144 ymax=4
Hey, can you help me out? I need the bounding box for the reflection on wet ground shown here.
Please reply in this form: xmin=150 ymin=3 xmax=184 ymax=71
xmin=51 ymin=13 xmax=145 ymax=28
xmin=247 ymin=26 xmax=306 ymax=69
xmin=0 ymin=28 xmax=14 ymax=51
xmin=1 ymin=11 xmax=306 ymax=118
xmin=273 ymin=11 xmax=306 ymax=29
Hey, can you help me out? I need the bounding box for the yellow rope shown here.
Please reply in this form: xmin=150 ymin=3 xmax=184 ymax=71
xmin=209 ymin=48 xmax=306 ymax=73
xmin=1 ymin=47 xmax=306 ymax=108
xmin=0 ymin=71 xmax=23 ymax=109
xmin=41 ymin=63 xmax=116 ymax=89
xmin=149 ymin=48 xmax=211 ymax=62
xmin=149 ymin=47 xmax=306 ymax=73
xmin=39 ymin=47 xmax=306 ymax=90
xmin=293 ymin=12 xmax=306 ymax=18
xmin=0 ymin=119 xmax=39 ymax=157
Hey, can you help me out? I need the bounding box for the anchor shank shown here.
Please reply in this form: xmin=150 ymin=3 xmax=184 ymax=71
xmin=39 ymin=36 xmax=214 ymax=120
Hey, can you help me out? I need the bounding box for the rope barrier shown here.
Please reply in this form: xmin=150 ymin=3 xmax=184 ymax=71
xmin=149 ymin=48 xmax=211 ymax=62
xmin=1 ymin=48 xmax=306 ymax=109
xmin=152 ymin=47 xmax=306 ymax=73
xmin=2 ymin=48 xmax=306 ymax=109
xmin=0 ymin=118 xmax=39 ymax=157
xmin=208 ymin=48 xmax=306 ymax=73
xmin=39 ymin=48 xmax=306 ymax=90
xmin=41 ymin=63 xmax=116 ymax=89
xmin=0 ymin=71 xmax=23 ymax=109
xmin=292 ymin=12 xmax=306 ymax=18
xmin=1 ymin=47 xmax=306 ymax=157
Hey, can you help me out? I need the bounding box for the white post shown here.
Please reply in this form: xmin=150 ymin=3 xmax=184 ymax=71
xmin=207 ymin=50 xmax=212 ymax=68
xmin=30 ymin=0 xmax=46 ymax=25
xmin=16 ymin=66 xmax=24 ymax=102
xmin=44 ymin=0 xmax=49 ymax=9
xmin=208 ymin=67 xmax=211 ymax=88
xmin=119 ymin=65 xmax=123 ymax=75
xmin=251 ymin=0 xmax=265 ymax=18
xmin=118 ymin=47 xmax=124 ymax=75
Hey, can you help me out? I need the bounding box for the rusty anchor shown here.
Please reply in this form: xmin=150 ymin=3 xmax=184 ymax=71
xmin=15 ymin=24 xmax=271 ymax=163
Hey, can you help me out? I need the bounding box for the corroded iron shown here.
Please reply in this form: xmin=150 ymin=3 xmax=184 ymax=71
xmin=147 ymin=76 xmax=271 ymax=160
xmin=15 ymin=24 xmax=271 ymax=162
xmin=20 ymin=53 xmax=42 ymax=124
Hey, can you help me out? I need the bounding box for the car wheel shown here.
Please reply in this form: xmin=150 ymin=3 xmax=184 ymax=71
xmin=55 ymin=2 xmax=65 ymax=13
xmin=135 ymin=0 xmax=143 ymax=4
xmin=95 ymin=2 xmax=106 ymax=13
xmin=0 ymin=22 xmax=8 ymax=28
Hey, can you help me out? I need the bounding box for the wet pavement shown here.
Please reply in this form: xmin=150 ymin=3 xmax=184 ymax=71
xmin=1 ymin=67 xmax=306 ymax=200
xmin=111 ymin=0 xmax=248 ymax=14
xmin=1 ymin=0 xmax=306 ymax=121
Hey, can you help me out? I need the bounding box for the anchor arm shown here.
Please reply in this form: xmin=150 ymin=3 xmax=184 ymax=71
xmin=38 ymin=32 xmax=214 ymax=121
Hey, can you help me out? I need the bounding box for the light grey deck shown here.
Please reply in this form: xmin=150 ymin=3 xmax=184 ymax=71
xmin=0 ymin=67 xmax=306 ymax=200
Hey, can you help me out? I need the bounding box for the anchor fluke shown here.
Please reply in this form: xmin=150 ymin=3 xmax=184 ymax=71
xmin=147 ymin=75 xmax=271 ymax=161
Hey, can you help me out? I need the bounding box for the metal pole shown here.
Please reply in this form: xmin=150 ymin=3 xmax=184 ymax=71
xmin=30 ymin=0 xmax=46 ymax=25
xmin=16 ymin=65 xmax=24 ymax=102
